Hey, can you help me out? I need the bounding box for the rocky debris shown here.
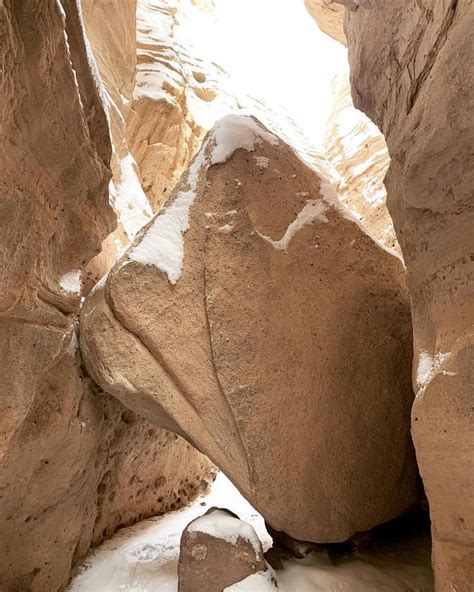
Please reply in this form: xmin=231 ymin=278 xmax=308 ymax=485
xmin=81 ymin=114 xmax=418 ymax=545
xmin=344 ymin=1 xmax=474 ymax=588
xmin=0 ymin=2 xmax=213 ymax=590
xmin=178 ymin=507 xmax=274 ymax=591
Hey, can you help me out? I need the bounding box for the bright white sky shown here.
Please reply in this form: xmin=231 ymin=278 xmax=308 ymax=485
xmin=216 ymin=0 xmax=347 ymax=135
xmin=189 ymin=0 xmax=349 ymax=149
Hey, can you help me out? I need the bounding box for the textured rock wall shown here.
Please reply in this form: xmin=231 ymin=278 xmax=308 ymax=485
xmin=324 ymin=74 xmax=396 ymax=250
xmin=343 ymin=1 xmax=474 ymax=589
xmin=0 ymin=2 xmax=212 ymax=591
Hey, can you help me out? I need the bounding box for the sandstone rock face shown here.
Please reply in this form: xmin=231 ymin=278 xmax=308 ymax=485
xmin=178 ymin=507 xmax=273 ymax=592
xmin=81 ymin=115 xmax=418 ymax=544
xmin=304 ymin=0 xmax=346 ymax=45
xmin=343 ymin=1 xmax=474 ymax=588
xmin=0 ymin=3 xmax=212 ymax=590
xmin=81 ymin=0 xmax=152 ymax=293
xmin=324 ymin=74 xmax=396 ymax=251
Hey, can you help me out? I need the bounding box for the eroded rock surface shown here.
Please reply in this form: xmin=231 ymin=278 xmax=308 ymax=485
xmin=324 ymin=74 xmax=396 ymax=250
xmin=0 ymin=3 xmax=212 ymax=590
xmin=344 ymin=1 xmax=474 ymax=588
xmin=81 ymin=115 xmax=418 ymax=544
xmin=178 ymin=507 xmax=272 ymax=592
xmin=304 ymin=0 xmax=346 ymax=45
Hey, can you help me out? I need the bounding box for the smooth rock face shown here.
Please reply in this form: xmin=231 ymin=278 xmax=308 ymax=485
xmin=81 ymin=0 xmax=153 ymax=293
xmin=0 ymin=3 xmax=212 ymax=590
xmin=178 ymin=507 xmax=271 ymax=592
xmin=81 ymin=115 xmax=418 ymax=543
xmin=344 ymin=1 xmax=474 ymax=588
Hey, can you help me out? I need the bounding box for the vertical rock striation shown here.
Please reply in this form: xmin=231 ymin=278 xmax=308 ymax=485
xmin=343 ymin=1 xmax=474 ymax=589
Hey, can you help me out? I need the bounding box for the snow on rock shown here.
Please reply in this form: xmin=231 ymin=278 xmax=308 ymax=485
xmin=254 ymin=156 xmax=270 ymax=169
xmin=80 ymin=117 xmax=418 ymax=545
xmin=59 ymin=270 xmax=82 ymax=294
xmin=187 ymin=508 xmax=262 ymax=554
xmin=128 ymin=138 xmax=209 ymax=283
xmin=415 ymin=350 xmax=452 ymax=393
xmin=68 ymin=472 xmax=433 ymax=592
xmin=111 ymin=154 xmax=153 ymax=240
xmin=224 ymin=569 xmax=278 ymax=591
xmin=257 ymin=199 xmax=329 ymax=251
xmin=211 ymin=115 xmax=279 ymax=165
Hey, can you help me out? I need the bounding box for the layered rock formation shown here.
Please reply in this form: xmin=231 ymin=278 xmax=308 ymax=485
xmin=343 ymin=1 xmax=474 ymax=589
xmin=178 ymin=507 xmax=272 ymax=591
xmin=0 ymin=2 xmax=212 ymax=591
xmin=81 ymin=115 xmax=418 ymax=544
xmin=324 ymin=75 xmax=396 ymax=250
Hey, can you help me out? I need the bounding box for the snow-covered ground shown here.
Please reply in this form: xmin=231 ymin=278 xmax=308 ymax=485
xmin=68 ymin=473 xmax=433 ymax=591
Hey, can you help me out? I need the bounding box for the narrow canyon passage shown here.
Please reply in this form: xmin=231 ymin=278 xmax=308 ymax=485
xmin=0 ymin=1 xmax=472 ymax=592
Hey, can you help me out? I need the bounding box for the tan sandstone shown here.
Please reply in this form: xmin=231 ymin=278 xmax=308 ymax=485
xmin=81 ymin=115 xmax=418 ymax=544
xmin=0 ymin=2 xmax=212 ymax=590
xmin=304 ymin=0 xmax=347 ymax=45
xmin=343 ymin=1 xmax=474 ymax=588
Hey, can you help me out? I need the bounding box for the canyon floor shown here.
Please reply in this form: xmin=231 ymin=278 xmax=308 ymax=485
xmin=68 ymin=472 xmax=433 ymax=592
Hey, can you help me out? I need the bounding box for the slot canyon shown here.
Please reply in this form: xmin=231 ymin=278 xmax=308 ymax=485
xmin=0 ymin=1 xmax=472 ymax=591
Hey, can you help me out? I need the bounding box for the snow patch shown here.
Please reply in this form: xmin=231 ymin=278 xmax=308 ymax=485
xmin=128 ymin=140 xmax=209 ymax=284
xmin=188 ymin=509 xmax=261 ymax=555
xmin=211 ymin=115 xmax=279 ymax=165
xmin=224 ymin=569 xmax=277 ymax=591
xmin=416 ymin=350 xmax=451 ymax=391
xmin=111 ymin=153 xmax=153 ymax=239
xmin=258 ymin=200 xmax=329 ymax=251
xmin=219 ymin=223 xmax=233 ymax=234
xmin=59 ymin=270 xmax=81 ymax=294
xmin=254 ymin=156 xmax=270 ymax=169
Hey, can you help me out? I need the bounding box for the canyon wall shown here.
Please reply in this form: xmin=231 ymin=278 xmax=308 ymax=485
xmin=343 ymin=1 xmax=474 ymax=589
xmin=0 ymin=2 xmax=212 ymax=591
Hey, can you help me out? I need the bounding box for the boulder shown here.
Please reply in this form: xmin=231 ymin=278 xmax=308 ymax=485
xmin=178 ymin=507 xmax=274 ymax=592
xmin=81 ymin=114 xmax=418 ymax=544
xmin=343 ymin=1 xmax=474 ymax=588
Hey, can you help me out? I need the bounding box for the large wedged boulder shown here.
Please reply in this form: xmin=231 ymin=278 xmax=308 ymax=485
xmin=343 ymin=1 xmax=474 ymax=588
xmin=81 ymin=114 xmax=418 ymax=543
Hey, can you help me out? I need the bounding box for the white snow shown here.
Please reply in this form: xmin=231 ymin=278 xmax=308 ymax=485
xmin=59 ymin=270 xmax=81 ymax=294
xmin=416 ymin=350 xmax=452 ymax=392
xmin=111 ymin=153 xmax=153 ymax=240
xmin=254 ymin=156 xmax=270 ymax=169
xmin=188 ymin=509 xmax=261 ymax=554
xmin=224 ymin=569 xmax=277 ymax=591
xmin=68 ymin=471 xmax=432 ymax=592
xmin=218 ymin=223 xmax=233 ymax=234
xmin=128 ymin=138 xmax=209 ymax=284
xmin=211 ymin=115 xmax=279 ymax=165
xmin=258 ymin=200 xmax=329 ymax=251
